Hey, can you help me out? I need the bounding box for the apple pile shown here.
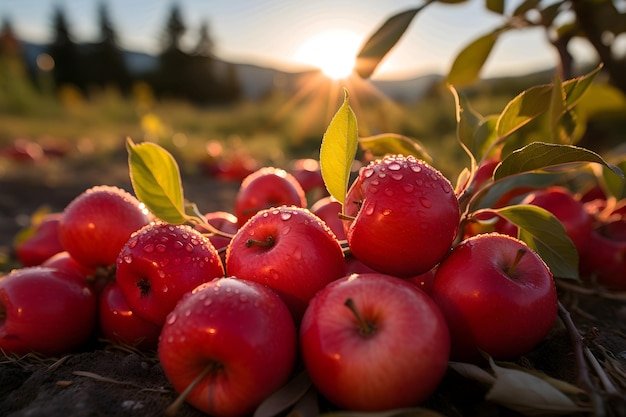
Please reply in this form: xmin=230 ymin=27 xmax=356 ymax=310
xmin=3 ymin=77 xmax=626 ymax=415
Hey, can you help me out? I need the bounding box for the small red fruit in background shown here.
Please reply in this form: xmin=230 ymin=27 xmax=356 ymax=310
xmin=158 ymin=277 xmax=297 ymax=417
xmin=0 ymin=266 xmax=97 ymax=356
xmin=289 ymin=158 xmax=325 ymax=196
xmin=344 ymin=154 xmax=460 ymax=277
xmin=14 ymin=212 xmax=64 ymax=266
xmin=58 ymin=185 xmax=152 ymax=268
xmin=431 ymin=233 xmax=558 ymax=362
xmin=300 ymin=272 xmax=450 ymax=411
xmin=310 ymin=195 xmax=346 ymax=241
xmin=116 ymin=222 xmax=225 ymax=325
xmin=98 ymin=281 xmax=162 ymax=351
xmin=225 ymin=206 xmax=346 ymax=322
xmin=234 ymin=167 xmax=307 ymax=227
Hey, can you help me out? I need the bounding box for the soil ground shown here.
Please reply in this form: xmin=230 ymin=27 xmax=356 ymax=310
xmin=0 ymin=151 xmax=625 ymax=417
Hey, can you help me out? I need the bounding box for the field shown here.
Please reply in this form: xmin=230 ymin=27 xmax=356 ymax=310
xmin=1 ymin=76 xmax=625 ymax=416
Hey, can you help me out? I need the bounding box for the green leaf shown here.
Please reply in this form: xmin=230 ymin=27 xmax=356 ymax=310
xmin=358 ymin=133 xmax=433 ymax=165
xmin=447 ymin=30 xmax=499 ymax=88
xmin=450 ymin=86 xmax=480 ymax=169
xmin=126 ymin=137 xmax=188 ymax=224
xmin=496 ymin=66 xmax=602 ymax=140
xmin=602 ymin=160 xmax=626 ymax=200
xmin=494 ymin=205 xmax=579 ymax=279
xmin=493 ymin=142 xmax=624 ymax=181
xmin=320 ymin=89 xmax=358 ymax=210
xmin=356 ymin=7 xmax=425 ymax=79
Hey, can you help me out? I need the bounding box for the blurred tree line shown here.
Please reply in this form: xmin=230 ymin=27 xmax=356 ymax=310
xmin=0 ymin=3 xmax=242 ymax=106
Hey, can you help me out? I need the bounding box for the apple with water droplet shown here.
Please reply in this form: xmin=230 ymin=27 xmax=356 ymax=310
xmin=116 ymin=222 xmax=225 ymax=325
xmin=430 ymin=232 xmax=558 ymax=362
xmin=234 ymin=167 xmax=307 ymax=227
xmin=343 ymin=154 xmax=460 ymax=277
xmin=225 ymin=205 xmax=346 ymax=322
xmin=311 ymin=195 xmax=346 ymax=241
xmin=58 ymin=185 xmax=152 ymax=268
xmin=0 ymin=266 xmax=97 ymax=356
xmin=158 ymin=277 xmax=297 ymax=417
xmin=300 ymin=272 xmax=450 ymax=411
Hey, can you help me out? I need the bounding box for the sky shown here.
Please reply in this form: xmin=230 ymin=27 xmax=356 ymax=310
xmin=0 ymin=0 xmax=598 ymax=80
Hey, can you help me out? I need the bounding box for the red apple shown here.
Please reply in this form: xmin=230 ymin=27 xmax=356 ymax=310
xmin=196 ymin=211 xmax=239 ymax=253
xmin=343 ymin=154 xmax=460 ymax=277
xmin=520 ymin=186 xmax=592 ymax=253
xmin=225 ymin=205 xmax=346 ymax=322
xmin=289 ymin=158 xmax=325 ymax=194
xmin=430 ymin=233 xmax=558 ymax=362
xmin=234 ymin=167 xmax=307 ymax=227
xmin=98 ymin=281 xmax=162 ymax=351
xmin=58 ymin=185 xmax=152 ymax=268
xmin=300 ymin=272 xmax=450 ymax=411
xmin=14 ymin=212 xmax=64 ymax=266
xmin=0 ymin=266 xmax=97 ymax=356
xmin=310 ymin=195 xmax=346 ymax=241
xmin=158 ymin=277 xmax=297 ymax=417
xmin=116 ymin=222 xmax=225 ymax=325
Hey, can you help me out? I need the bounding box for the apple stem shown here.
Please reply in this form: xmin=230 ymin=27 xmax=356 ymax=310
xmin=338 ymin=213 xmax=356 ymax=222
xmin=506 ymin=248 xmax=527 ymax=277
xmin=344 ymin=298 xmax=376 ymax=336
xmin=164 ymin=362 xmax=221 ymax=417
xmin=245 ymin=235 xmax=275 ymax=248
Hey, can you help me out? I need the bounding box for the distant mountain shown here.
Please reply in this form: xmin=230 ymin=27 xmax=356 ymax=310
xmin=18 ymin=40 xmax=442 ymax=101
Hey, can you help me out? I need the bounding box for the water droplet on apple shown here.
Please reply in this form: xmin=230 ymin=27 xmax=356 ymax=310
xmin=263 ymin=212 xmax=269 ymax=218
xmin=403 ymin=184 xmax=414 ymax=193
xmin=364 ymin=203 xmax=375 ymax=215
xmin=388 ymin=162 xmax=401 ymax=171
xmin=420 ymin=197 xmax=432 ymax=208
xmin=411 ymin=165 xmax=422 ymax=173
xmin=378 ymin=172 xmax=387 ymax=179
xmin=181 ymin=233 xmax=189 ymax=240
xmin=384 ymin=188 xmax=394 ymax=197
xmin=191 ymin=238 xmax=199 ymax=246
xmin=382 ymin=208 xmax=392 ymax=216
xmin=143 ymin=244 xmax=155 ymax=253
xmin=281 ymin=226 xmax=291 ymax=235
xmin=203 ymin=298 xmax=213 ymax=306
xmin=129 ymin=240 xmax=138 ymax=249
xmin=185 ymin=243 xmax=194 ymax=252
xmin=158 ymin=270 xmax=166 ymax=278
xmin=391 ymin=173 xmax=403 ymax=181
xmin=369 ymin=187 xmax=379 ymax=194
xmin=166 ymin=313 xmax=177 ymax=325
xmin=163 ymin=285 xmax=169 ymax=293
xmin=363 ymin=167 xmax=374 ymax=178
xmin=123 ymin=254 xmax=132 ymax=264
xmin=156 ymin=244 xmax=167 ymax=253
xmin=280 ymin=211 xmax=292 ymax=221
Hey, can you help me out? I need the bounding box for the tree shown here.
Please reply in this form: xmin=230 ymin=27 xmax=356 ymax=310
xmin=86 ymin=2 xmax=131 ymax=92
xmin=48 ymin=6 xmax=84 ymax=92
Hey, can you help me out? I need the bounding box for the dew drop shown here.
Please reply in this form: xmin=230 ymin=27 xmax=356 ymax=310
xmin=262 ymin=212 xmax=269 ymax=218
xmin=158 ymin=270 xmax=166 ymax=278
xmin=410 ymin=165 xmax=422 ymax=173
xmin=166 ymin=313 xmax=177 ymax=325
xmin=382 ymin=209 xmax=392 ymax=216
xmin=281 ymin=226 xmax=291 ymax=235
xmin=128 ymin=240 xmax=138 ymax=249
xmin=384 ymin=188 xmax=394 ymax=197
xmin=280 ymin=211 xmax=292 ymax=221
xmin=174 ymin=241 xmax=184 ymax=250
xmin=420 ymin=197 xmax=432 ymax=208
xmin=203 ymin=298 xmax=213 ymax=307
xmin=123 ymin=255 xmax=132 ymax=264
xmin=156 ymin=244 xmax=167 ymax=253
xmin=402 ymin=184 xmax=414 ymax=193
xmin=369 ymin=187 xmax=379 ymax=194
xmin=364 ymin=203 xmax=375 ymax=216
xmin=191 ymin=238 xmax=199 ymax=246
xmin=363 ymin=167 xmax=374 ymax=178
xmin=370 ymin=179 xmax=380 ymax=186
xmin=391 ymin=173 xmax=403 ymax=181
xmin=143 ymin=244 xmax=155 ymax=253
xmin=163 ymin=285 xmax=169 ymax=293
xmin=388 ymin=162 xmax=401 ymax=171
xmin=185 ymin=243 xmax=194 ymax=253
xmin=378 ymin=172 xmax=387 ymax=179
xmin=181 ymin=233 xmax=189 ymax=240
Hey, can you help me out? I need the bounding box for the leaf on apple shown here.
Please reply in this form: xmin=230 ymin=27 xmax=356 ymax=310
xmin=493 ymin=142 xmax=624 ymax=181
xmin=253 ymin=371 xmax=313 ymax=417
xmin=493 ymin=204 xmax=579 ymax=280
xmin=319 ymin=89 xmax=358 ymax=211
xmin=126 ymin=137 xmax=188 ymax=224
xmin=601 ymin=159 xmax=626 ymax=200
xmin=358 ymin=133 xmax=433 ymax=165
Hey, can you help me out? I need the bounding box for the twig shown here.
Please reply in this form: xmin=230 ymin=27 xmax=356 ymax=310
xmin=72 ymin=370 xmax=170 ymax=394
xmin=556 ymin=279 xmax=626 ymax=302
xmin=558 ymin=301 xmax=606 ymax=417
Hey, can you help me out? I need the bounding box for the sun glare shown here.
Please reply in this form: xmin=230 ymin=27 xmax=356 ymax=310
xmin=294 ymin=29 xmax=361 ymax=80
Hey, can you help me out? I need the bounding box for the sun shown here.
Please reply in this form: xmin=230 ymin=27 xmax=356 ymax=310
xmin=294 ymin=29 xmax=361 ymax=80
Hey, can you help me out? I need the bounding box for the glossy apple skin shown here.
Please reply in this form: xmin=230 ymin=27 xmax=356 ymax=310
xmin=345 ymin=255 xmax=436 ymax=294
xmin=158 ymin=277 xmax=297 ymax=417
xmin=58 ymin=185 xmax=151 ymax=268
xmin=225 ymin=206 xmax=346 ymax=322
xmin=196 ymin=211 xmax=239 ymax=253
xmin=0 ymin=266 xmax=97 ymax=356
xmin=300 ymin=273 xmax=450 ymax=411
xmin=344 ymin=154 xmax=460 ymax=277
xmin=15 ymin=212 xmax=65 ymax=266
xmin=520 ymin=186 xmax=592 ymax=253
xmin=98 ymin=281 xmax=162 ymax=351
xmin=431 ymin=233 xmax=558 ymax=362
xmin=116 ymin=222 xmax=225 ymax=325
xmin=311 ymin=196 xmax=346 ymax=241
xmin=234 ymin=167 xmax=307 ymax=227
xmin=289 ymin=158 xmax=325 ymax=194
